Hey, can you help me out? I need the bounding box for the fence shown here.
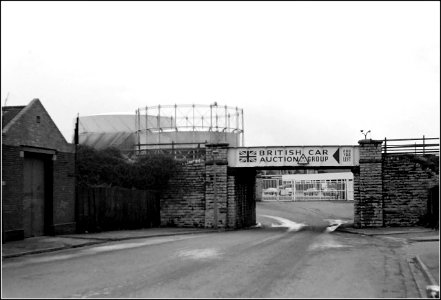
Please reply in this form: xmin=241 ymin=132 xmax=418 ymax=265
xmin=383 ymin=136 xmax=439 ymax=155
xmin=77 ymin=185 xmax=160 ymax=233
xmin=261 ymin=174 xmax=354 ymax=201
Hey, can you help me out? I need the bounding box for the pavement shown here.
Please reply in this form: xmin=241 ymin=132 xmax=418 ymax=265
xmin=2 ymin=225 xmax=439 ymax=298
xmin=337 ymin=224 xmax=440 ymax=298
xmin=1 ymin=227 xmax=218 ymax=259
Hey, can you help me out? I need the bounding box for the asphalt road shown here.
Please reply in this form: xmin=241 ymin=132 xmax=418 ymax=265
xmin=2 ymin=201 xmax=419 ymax=298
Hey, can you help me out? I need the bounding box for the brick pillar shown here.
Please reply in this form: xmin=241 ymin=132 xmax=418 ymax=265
xmin=205 ymin=143 xmax=229 ymax=228
xmin=355 ymin=139 xmax=384 ymax=228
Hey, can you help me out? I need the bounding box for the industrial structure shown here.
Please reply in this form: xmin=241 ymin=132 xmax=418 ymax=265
xmin=134 ymin=104 xmax=244 ymax=152
xmin=78 ymin=103 xmax=245 ymax=155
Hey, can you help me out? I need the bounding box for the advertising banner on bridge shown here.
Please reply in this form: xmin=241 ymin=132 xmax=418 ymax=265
xmin=227 ymin=146 xmax=359 ymax=168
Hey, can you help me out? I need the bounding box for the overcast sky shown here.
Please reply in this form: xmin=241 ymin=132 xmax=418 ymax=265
xmin=1 ymin=1 xmax=440 ymax=146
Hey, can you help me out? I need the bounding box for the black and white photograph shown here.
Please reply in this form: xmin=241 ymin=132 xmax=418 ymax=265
xmin=1 ymin=1 xmax=440 ymax=298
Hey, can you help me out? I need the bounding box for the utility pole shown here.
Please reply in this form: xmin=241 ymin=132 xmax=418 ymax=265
xmin=2 ymin=92 xmax=10 ymax=129
xmin=3 ymin=92 xmax=9 ymax=106
xmin=74 ymin=113 xmax=79 ymax=233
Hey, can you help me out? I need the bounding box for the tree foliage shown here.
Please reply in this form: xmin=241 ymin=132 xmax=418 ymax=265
xmin=76 ymin=145 xmax=179 ymax=190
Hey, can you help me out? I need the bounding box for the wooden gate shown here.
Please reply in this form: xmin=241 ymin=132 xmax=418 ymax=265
xmin=23 ymin=157 xmax=46 ymax=237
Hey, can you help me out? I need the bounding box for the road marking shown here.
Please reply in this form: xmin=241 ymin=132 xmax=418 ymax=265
xmin=324 ymin=219 xmax=349 ymax=232
xmin=259 ymin=215 xmax=306 ymax=232
xmin=177 ymin=248 xmax=222 ymax=260
xmin=252 ymin=222 xmax=263 ymax=228
xmin=308 ymin=235 xmax=352 ymax=251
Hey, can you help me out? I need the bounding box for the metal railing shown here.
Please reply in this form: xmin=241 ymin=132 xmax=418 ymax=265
xmin=383 ymin=136 xmax=439 ymax=155
xmin=131 ymin=142 xmax=207 ymax=161
xmin=261 ymin=178 xmax=354 ymax=201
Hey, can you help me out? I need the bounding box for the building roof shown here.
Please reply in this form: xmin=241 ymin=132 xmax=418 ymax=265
xmin=2 ymin=105 xmax=25 ymax=128
xmin=79 ymin=114 xmax=174 ymax=133
xmin=79 ymin=115 xmax=138 ymax=133
xmin=80 ymin=132 xmax=136 ymax=150
xmin=2 ymin=99 xmax=74 ymax=152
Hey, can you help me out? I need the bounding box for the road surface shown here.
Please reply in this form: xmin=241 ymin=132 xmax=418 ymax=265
xmin=2 ymin=201 xmax=419 ymax=298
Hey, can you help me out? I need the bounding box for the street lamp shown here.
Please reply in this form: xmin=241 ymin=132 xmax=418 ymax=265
xmin=360 ymin=129 xmax=371 ymax=139
xmin=212 ymin=149 xmax=219 ymax=229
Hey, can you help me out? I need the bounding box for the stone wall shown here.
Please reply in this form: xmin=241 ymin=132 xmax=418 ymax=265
xmin=354 ymin=139 xmax=384 ymax=227
xmin=382 ymin=154 xmax=439 ymax=226
xmin=255 ymin=176 xmax=263 ymax=202
xmin=159 ymin=143 xmax=256 ymax=229
xmin=204 ymin=144 xmax=229 ymax=228
xmin=352 ymin=167 xmax=361 ymax=225
xmin=160 ymin=140 xmax=439 ymax=230
xmin=159 ymin=160 xmax=207 ymax=227
xmin=354 ymin=139 xmax=439 ymax=228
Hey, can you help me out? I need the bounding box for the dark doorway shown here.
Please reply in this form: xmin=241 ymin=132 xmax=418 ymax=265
xmin=23 ymin=153 xmax=53 ymax=237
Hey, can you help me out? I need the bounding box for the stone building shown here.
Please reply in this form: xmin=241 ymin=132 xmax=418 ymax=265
xmin=2 ymin=98 xmax=76 ymax=242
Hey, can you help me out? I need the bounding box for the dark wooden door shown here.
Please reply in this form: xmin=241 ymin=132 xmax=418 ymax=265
xmin=23 ymin=157 xmax=45 ymax=237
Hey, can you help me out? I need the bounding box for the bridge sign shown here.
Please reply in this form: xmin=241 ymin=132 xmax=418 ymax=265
xmin=228 ymin=146 xmax=359 ymax=168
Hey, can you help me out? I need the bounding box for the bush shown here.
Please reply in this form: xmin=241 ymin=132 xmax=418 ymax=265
xmin=76 ymin=145 xmax=179 ymax=189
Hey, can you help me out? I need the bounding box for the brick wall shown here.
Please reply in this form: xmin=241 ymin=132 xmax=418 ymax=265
xmin=1 ymin=147 xmax=76 ymax=240
xmin=382 ymin=154 xmax=439 ymax=226
xmin=1 ymin=145 xmax=24 ymax=241
xmin=2 ymin=99 xmax=76 ymax=241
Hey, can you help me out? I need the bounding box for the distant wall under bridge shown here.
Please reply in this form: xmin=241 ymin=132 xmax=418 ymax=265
xmin=158 ymin=140 xmax=438 ymax=229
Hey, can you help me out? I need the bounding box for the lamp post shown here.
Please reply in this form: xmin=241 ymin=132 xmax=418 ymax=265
xmin=212 ymin=149 xmax=219 ymax=229
xmin=360 ymin=129 xmax=371 ymax=139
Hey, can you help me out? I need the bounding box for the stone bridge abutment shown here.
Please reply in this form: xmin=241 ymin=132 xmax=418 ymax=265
xmin=160 ymin=140 xmax=438 ymax=229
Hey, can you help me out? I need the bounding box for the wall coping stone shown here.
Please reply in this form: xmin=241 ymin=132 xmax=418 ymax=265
xmin=358 ymin=139 xmax=383 ymax=145
xmin=205 ymin=143 xmax=230 ymax=148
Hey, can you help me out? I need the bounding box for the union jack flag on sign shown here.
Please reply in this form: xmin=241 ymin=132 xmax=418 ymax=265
xmin=239 ymin=150 xmax=257 ymax=163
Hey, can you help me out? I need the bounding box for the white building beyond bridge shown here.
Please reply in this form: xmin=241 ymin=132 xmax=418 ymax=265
xmin=261 ymin=172 xmax=354 ymax=202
